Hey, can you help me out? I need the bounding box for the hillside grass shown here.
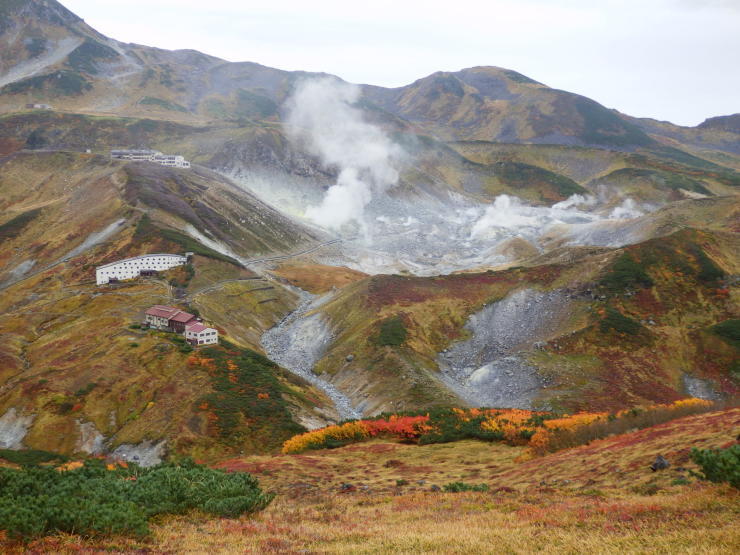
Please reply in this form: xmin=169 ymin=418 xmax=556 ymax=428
xmin=139 ymin=97 xmax=188 ymax=113
xmin=7 ymin=409 xmax=737 ymax=553
xmin=133 ymin=214 xmax=239 ymax=265
xmin=0 ymin=208 xmax=42 ymax=241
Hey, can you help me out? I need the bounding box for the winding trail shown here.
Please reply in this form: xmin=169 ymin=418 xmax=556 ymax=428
xmin=243 ymin=239 xmax=342 ymax=266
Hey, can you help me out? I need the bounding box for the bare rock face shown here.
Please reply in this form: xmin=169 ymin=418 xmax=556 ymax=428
xmin=437 ymin=288 xmax=570 ymax=408
xmin=111 ymin=440 xmax=167 ymax=467
xmin=0 ymin=408 xmax=34 ymax=449
xmin=261 ymin=291 xmax=361 ymax=422
xmin=75 ymin=420 xmax=105 ymax=455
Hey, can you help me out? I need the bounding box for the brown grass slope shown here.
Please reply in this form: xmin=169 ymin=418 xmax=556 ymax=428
xmin=0 ymin=150 xmax=318 ymax=286
xmin=8 ymin=408 xmax=738 ymax=553
xmin=0 ymin=149 xmax=337 ymax=459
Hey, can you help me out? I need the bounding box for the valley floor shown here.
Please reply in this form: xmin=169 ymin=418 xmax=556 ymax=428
xmin=3 ymin=409 xmax=738 ymax=554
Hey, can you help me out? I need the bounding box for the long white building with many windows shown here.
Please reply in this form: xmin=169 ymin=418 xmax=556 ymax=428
xmin=96 ymin=253 xmax=189 ymax=285
xmin=110 ymin=149 xmax=191 ymax=168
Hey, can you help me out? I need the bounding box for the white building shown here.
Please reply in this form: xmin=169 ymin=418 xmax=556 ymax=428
xmin=185 ymin=321 xmax=219 ymax=346
xmin=110 ymin=149 xmax=190 ymax=168
xmin=152 ymin=153 xmax=190 ymax=168
xmin=96 ymin=253 xmax=188 ymax=285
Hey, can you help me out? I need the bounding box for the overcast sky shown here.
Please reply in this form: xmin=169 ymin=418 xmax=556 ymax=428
xmin=62 ymin=0 xmax=739 ymax=126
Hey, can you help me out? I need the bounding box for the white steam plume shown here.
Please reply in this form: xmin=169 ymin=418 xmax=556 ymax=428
xmin=286 ymin=78 xmax=402 ymax=235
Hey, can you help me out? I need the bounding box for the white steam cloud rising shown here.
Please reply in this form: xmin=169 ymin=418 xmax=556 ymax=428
xmin=286 ymin=78 xmax=402 ymax=235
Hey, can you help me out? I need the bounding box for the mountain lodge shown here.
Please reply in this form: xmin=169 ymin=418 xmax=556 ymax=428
xmin=144 ymin=305 xmax=218 ymax=346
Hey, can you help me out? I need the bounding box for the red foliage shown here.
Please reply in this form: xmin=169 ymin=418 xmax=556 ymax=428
xmin=362 ymin=415 xmax=431 ymax=441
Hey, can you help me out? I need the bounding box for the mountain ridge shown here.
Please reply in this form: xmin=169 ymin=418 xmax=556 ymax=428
xmin=0 ymin=0 xmax=735 ymax=153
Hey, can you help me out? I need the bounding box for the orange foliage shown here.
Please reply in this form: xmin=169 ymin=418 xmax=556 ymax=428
xmin=56 ymin=461 xmax=84 ymax=472
xmin=282 ymin=398 xmax=715 ymax=455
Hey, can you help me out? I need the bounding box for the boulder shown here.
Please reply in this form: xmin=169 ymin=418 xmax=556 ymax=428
xmin=650 ymin=454 xmax=670 ymax=471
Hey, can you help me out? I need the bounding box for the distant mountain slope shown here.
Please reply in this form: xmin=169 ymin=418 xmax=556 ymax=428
xmin=625 ymin=113 xmax=740 ymax=164
xmin=0 ymin=150 xmax=319 ymax=289
xmin=698 ymin=113 xmax=740 ymax=134
xmin=362 ymin=67 xmax=655 ymax=148
xmin=0 ymin=0 xmax=737 ymax=462
xmin=1 ymin=0 xmax=735 ymax=161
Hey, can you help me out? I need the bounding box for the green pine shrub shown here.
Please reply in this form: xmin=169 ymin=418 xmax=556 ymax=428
xmin=0 ymin=448 xmax=67 ymax=466
xmin=443 ymin=481 xmax=489 ymax=493
xmin=600 ymin=253 xmax=653 ymax=292
xmin=0 ymin=459 xmax=272 ymax=541
xmin=710 ymin=319 xmax=740 ymax=349
xmin=374 ymin=316 xmax=408 ymax=346
xmin=600 ymin=307 xmax=643 ymax=336
xmin=690 ymin=445 xmax=740 ymax=488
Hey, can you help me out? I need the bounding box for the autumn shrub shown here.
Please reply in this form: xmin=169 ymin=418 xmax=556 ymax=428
xmin=528 ymin=398 xmax=714 ymax=455
xmin=690 ymin=445 xmax=740 ymax=488
xmin=281 ymin=399 xmax=716 ymax=455
xmin=168 ymin=263 xmax=196 ymax=288
xmin=0 ymin=459 xmax=272 ymax=541
xmin=419 ymin=408 xmax=540 ymax=445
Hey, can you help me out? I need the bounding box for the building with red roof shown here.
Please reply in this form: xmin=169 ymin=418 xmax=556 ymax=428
xmin=143 ymin=305 xmax=218 ymax=346
xmin=144 ymin=305 xmax=196 ymax=333
xmin=185 ymin=321 xmax=219 ymax=346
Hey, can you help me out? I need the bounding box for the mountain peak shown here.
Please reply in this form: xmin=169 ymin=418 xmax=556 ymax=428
xmin=696 ymin=113 xmax=740 ymax=133
xmin=0 ymin=0 xmax=82 ymax=29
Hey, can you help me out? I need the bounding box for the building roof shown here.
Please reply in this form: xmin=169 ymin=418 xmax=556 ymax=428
xmin=145 ymin=305 xmax=196 ymax=323
xmin=145 ymin=305 xmax=179 ymax=319
xmin=97 ymin=253 xmax=186 ymax=270
xmin=170 ymin=311 xmax=196 ymax=323
xmin=185 ymin=322 xmax=210 ymax=333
